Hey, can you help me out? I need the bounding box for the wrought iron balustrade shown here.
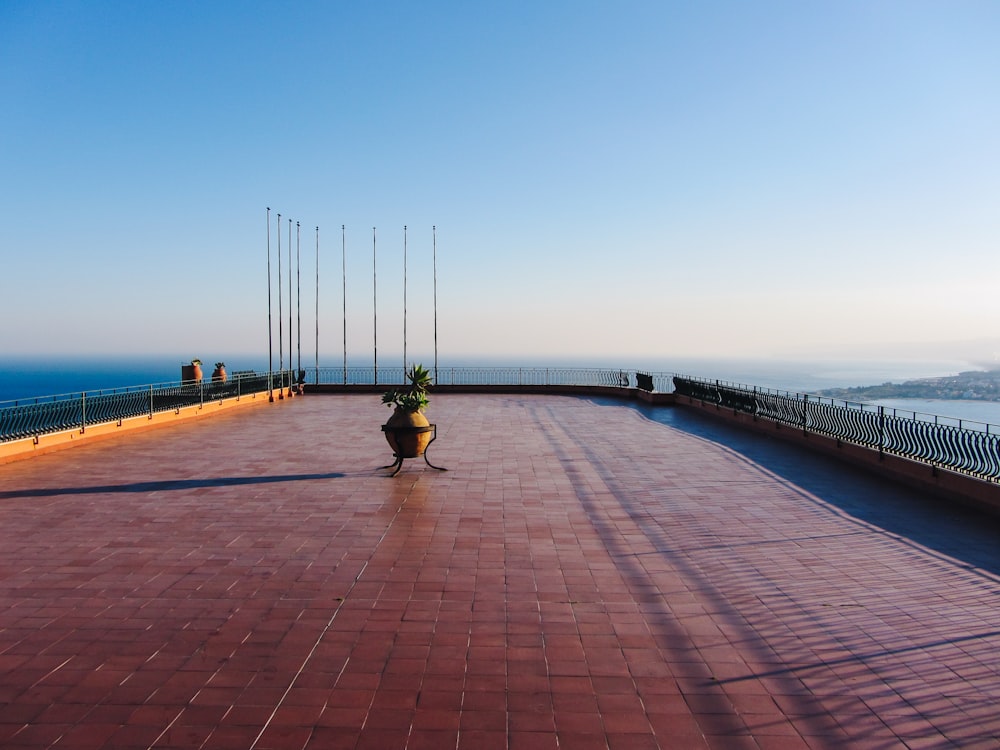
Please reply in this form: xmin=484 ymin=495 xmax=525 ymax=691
xmin=0 ymin=372 xmax=277 ymax=443
xmin=673 ymin=376 xmax=1000 ymax=482
xmin=303 ymin=366 xmax=642 ymax=389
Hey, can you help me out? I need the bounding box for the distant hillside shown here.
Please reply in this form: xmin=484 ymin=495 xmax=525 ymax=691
xmin=817 ymin=369 xmax=1000 ymax=402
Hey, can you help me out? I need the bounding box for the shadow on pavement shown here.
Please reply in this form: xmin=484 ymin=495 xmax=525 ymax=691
xmin=0 ymin=472 xmax=347 ymax=499
xmin=610 ymin=398 xmax=1000 ymax=580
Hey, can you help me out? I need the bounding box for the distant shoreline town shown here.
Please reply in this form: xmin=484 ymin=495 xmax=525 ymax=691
xmin=818 ymin=369 xmax=1000 ymax=402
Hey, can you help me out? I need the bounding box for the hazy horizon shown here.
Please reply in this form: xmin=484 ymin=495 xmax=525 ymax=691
xmin=5 ymin=336 xmax=1000 ymax=373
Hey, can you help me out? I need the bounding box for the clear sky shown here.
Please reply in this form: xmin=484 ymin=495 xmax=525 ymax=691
xmin=2 ymin=1 xmax=998 ymax=368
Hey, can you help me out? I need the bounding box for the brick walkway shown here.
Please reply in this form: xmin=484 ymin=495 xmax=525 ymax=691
xmin=1 ymin=394 xmax=999 ymax=749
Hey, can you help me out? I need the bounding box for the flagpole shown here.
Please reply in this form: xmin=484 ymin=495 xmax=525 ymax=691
xmin=342 ymin=224 xmax=347 ymax=385
xmin=296 ymin=220 xmax=302 ymax=393
xmin=403 ymin=225 xmax=408 ymax=369
xmin=315 ymin=225 xmax=320 ymax=387
xmin=433 ymin=225 xmax=439 ymax=381
xmin=373 ymin=227 xmax=378 ymax=386
xmin=288 ymin=218 xmax=293 ymax=396
xmin=277 ymin=213 xmax=284 ymax=400
xmin=266 ymin=208 xmax=274 ymax=401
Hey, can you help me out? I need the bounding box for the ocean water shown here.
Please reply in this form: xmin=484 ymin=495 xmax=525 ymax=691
xmin=2 ymin=354 xmax=995 ymax=425
xmin=0 ymin=355 xmax=268 ymax=404
xmin=871 ymin=398 xmax=1000 ymax=429
xmin=424 ymin=354 xmax=974 ymax=395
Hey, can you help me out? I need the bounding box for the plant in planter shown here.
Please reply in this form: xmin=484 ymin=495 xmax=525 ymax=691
xmin=181 ymin=358 xmax=203 ymax=383
xmin=212 ymin=362 xmax=228 ymax=383
xmin=381 ymin=363 xmax=432 ymax=416
xmin=380 ymin=364 xmax=445 ymax=474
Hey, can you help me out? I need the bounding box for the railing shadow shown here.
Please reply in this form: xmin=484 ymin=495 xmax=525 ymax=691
xmin=0 ymin=472 xmax=346 ymax=499
xmin=554 ymin=397 xmax=1000 ymax=743
xmin=623 ymin=399 xmax=1000 ymax=579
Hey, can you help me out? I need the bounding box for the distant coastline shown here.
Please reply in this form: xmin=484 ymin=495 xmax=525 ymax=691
xmin=818 ymin=369 xmax=1000 ymax=402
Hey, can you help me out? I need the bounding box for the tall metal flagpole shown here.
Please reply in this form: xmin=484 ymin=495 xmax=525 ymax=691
xmin=342 ymin=224 xmax=347 ymax=385
xmin=288 ymin=218 xmax=293 ymax=396
xmin=433 ymin=225 xmax=439 ymax=381
xmin=277 ymin=212 xmax=284 ymax=400
xmin=372 ymin=227 xmax=378 ymax=386
xmin=403 ymin=225 xmax=407 ymax=369
xmin=296 ymin=220 xmax=301 ymax=392
xmin=266 ymin=208 xmax=274 ymax=401
xmin=315 ymin=226 xmax=320 ymax=386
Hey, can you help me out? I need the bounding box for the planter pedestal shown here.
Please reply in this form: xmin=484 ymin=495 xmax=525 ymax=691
xmin=380 ymin=423 xmax=447 ymax=476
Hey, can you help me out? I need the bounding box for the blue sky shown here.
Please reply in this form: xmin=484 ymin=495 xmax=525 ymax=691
xmin=2 ymin=1 xmax=998 ymax=368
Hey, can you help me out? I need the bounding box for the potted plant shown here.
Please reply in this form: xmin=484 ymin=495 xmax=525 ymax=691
xmin=181 ymin=359 xmax=203 ymax=383
xmin=212 ymin=362 xmax=228 ymax=383
xmin=381 ymin=364 xmax=434 ymax=459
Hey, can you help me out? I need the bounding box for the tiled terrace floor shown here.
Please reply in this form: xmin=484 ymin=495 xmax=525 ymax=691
xmin=1 ymin=394 xmax=1000 ymax=749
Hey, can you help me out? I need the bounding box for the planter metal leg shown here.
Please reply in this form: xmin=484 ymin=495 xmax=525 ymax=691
xmin=381 ymin=454 xmax=407 ymax=477
xmin=422 ymin=431 xmax=447 ymax=472
xmin=380 ymin=424 xmax=448 ymax=476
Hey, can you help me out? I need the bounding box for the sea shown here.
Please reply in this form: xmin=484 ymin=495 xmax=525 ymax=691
xmin=0 ymin=355 xmax=271 ymax=403
xmin=3 ymin=353 xmax=1000 ymax=427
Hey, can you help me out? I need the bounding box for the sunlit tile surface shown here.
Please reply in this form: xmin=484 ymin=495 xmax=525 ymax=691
xmin=1 ymin=394 xmax=999 ymax=748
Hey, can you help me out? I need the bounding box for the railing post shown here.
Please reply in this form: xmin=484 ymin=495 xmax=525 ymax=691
xmin=200 ymin=379 xmax=204 ymax=408
xmin=802 ymin=394 xmax=808 ymax=435
xmin=878 ymin=405 xmax=885 ymax=458
xmin=81 ymin=392 xmax=86 ymax=434
xmin=149 ymin=384 xmax=154 ymax=419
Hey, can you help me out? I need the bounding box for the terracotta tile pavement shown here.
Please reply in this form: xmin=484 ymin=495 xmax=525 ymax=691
xmin=1 ymin=394 xmax=1000 ymax=748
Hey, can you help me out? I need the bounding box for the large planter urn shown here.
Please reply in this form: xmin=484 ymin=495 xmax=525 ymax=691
xmin=383 ymin=408 xmax=433 ymax=458
xmin=379 ymin=364 xmax=446 ymax=475
xmin=181 ymin=362 xmax=203 ymax=384
xmin=211 ymin=364 xmax=227 ymax=383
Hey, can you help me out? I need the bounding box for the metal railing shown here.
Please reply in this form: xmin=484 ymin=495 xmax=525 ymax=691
xmin=302 ymin=366 xmax=649 ymax=389
xmin=0 ymin=371 xmax=280 ymax=443
xmin=673 ymin=376 xmax=1000 ymax=482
